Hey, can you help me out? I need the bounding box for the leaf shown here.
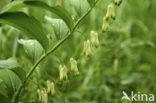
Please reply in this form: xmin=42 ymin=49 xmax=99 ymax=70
xmin=0 ymin=58 xmax=20 ymax=69
xmin=0 ymin=0 xmax=74 ymax=30
xmin=45 ymin=16 xmax=68 ymax=40
xmin=0 ymin=93 xmax=11 ymax=103
xmin=0 ymin=69 xmax=21 ymax=97
xmin=0 ymin=12 xmax=49 ymax=51
xmin=71 ymin=0 xmax=90 ymax=16
xmin=0 ymin=58 xmax=26 ymax=81
xmin=24 ymin=1 xmax=74 ymax=30
xmin=87 ymin=0 xmax=95 ymax=7
xmin=18 ymin=39 xmax=44 ymax=63
xmin=0 ymin=1 xmax=24 ymax=13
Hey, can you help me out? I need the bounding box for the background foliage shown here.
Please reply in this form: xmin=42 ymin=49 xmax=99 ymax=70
xmin=0 ymin=0 xmax=156 ymax=103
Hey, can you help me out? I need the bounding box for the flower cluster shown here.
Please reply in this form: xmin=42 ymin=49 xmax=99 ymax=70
xmin=82 ymin=30 xmax=100 ymax=57
xmin=47 ymin=80 xmax=55 ymax=96
xmin=102 ymin=0 xmax=122 ymax=32
xmin=37 ymin=81 xmax=55 ymax=103
xmin=37 ymin=89 xmax=48 ymax=103
xmin=59 ymin=57 xmax=79 ymax=81
xmin=37 ymin=1 xmax=123 ymax=102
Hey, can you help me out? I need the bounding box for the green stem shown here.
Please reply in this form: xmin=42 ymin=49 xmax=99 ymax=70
xmin=12 ymin=1 xmax=99 ymax=102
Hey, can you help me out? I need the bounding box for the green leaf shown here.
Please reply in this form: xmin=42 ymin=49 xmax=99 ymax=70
xmin=0 ymin=12 xmax=49 ymax=51
xmin=0 ymin=58 xmax=20 ymax=69
xmin=18 ymin=39 xmax=44 ymax=63
xmin=45 ymin=16 xmax=68 ymax=40
xmin=0 ymin=93 xmax=11 ymax=103
xmin=0 ymin=58 xmax=26 ymax=81
xmin=87 ymin=0 xmax=95 ymax=7
xmin=24 ymin=1 xmax=74 ymax=30
xmin=71 ymin=0 xmax=90 ymax=16
xmin=0 ymin=0 xmax=74 ymax=30
xmin=0 ymin=1 xmax=24 ymax=13
xmin=0 ymin=69 xmax=21 ymax=97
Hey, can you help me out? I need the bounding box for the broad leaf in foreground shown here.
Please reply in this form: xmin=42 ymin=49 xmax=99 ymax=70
xmin=0 ymin=0 xmax=74 ymax=30
xmin=0 ymin=58 xmax=26 ymax=81
xmin=0 ymin=12 xmax=49 ymax=51
xmin=45 ymin=16 xmax=68 ymax=40
xmin=18 ymin=39 xmax=44 ymax=63
xmin=0 ymin=69 xmax=21 ymax=97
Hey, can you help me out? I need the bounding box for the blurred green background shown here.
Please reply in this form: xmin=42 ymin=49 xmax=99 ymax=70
xmin=0 ymin=0 xmax=156 ymax=103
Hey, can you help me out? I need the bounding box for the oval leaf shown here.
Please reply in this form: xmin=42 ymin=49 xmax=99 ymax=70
xmin=45 ymin=16 xmax=68 ymax=40
xmin=0 ymin=12 xmax=49 ymax=51
xmin=18 ymin=39 xmax=44 ymax=63
xmin=0 ymin=58 xmax=26 ymax=81
xmin=0 ymin=69 xmax=21 ymax=97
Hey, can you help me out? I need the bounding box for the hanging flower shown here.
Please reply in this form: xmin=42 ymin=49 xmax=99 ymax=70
xmin=70 ymin=58 xmax=79 ymax=75
xmin=106 ymin=3 xmax=116 ymax=20
xmin=102 ymin=17 xmax=109 ymax=32
xmin=59 ymin=65 xmax=68 ymax=80
xmin=47 ymin=80 xmax=55 ymax=96
xmin=37 ymin=89 xmax=48 ymax=103
xmin=82 ymin=40 xmax=92 ymax=57
xmin=90 ymin=31 xmax=100 ymax=47
xmin=42 ymin=91 xmax=48 ymax=103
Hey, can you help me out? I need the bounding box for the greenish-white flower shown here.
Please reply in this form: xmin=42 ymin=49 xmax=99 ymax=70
xmin=90 ymin=31 xmax=100 ymax=47
xmin=70 ymin=58 xmax=79 ymax=75
xmin=59 ymin=65 xmax=68 ymax=80
xmin=47 ymin=80 xmax=55 ymax=96
xmin=102 ymin=17 xmax=109 ymax=32
xmin=106 ymin=3 xmax=116 ymax=20
xmin=82 ymin=40 xmax=92 ymax=57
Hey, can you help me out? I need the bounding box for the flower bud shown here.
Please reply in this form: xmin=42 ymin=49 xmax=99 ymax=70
xmin=106 ymin=3 xmax=115 ymax=20
xmin=114 ymin=0 xmax=122 ymax=6
xmin=37 ymin=89 xmax=48 ymax=103
xmin=47 ymin=81 xmax=55 ymax=96
xmin=102 ymin=17 xmax=109 ymax=32
xmin=82 ymin=40 xmax=92 ymax=57
xmin=70 ymin=58 xmax=79 ymax=75
xmin=90 ymin=31 xmax=100 ymax=47
xmin=59 ymin=65 xmax=68 ymax=80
